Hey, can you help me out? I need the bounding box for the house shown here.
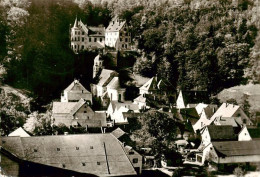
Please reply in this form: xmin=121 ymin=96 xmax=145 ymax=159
xmin=91 ymin=69 xmax=126 ymax=107
xmin=176 ymin=90 xmax=209 ymax=109
xmin=123 ymin=145 xmax=142 ymax=175
xmin=193 ymin=104 xmax=218 ymax=132
xmin=133 ymin=94 xmax=148 ymax=109
xmin=213 ymin=117 xmax=243 ymax=127
xmin=209 ymin=103 xmax=253 ymax=126
xmin=200 ymin=125 xmax=237 ymax=146
xmin=107 ymin=101 xmax=139 ymax=125
xmin=0 ymin=134 xmax=138 ymax=176
xmin=205 ymin=140 xmax=260 ymax=164
xmin=8 ymin=127 xmax=30 ymax=137
xmin=139 ymin=76 xmax=175 ymax=96
xmin=70 ymin=17 xmax=105 ymax=53
xmin=52 ymin=98 xmax=107 ymax=129
xmin=61 ymin=80 xmax=92 ymax=104
xmin=105 ymin=16 xmax=131 ymax=51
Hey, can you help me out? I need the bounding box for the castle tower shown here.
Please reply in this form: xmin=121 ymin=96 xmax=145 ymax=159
xmin=93 ymin=54 xmax=104 ymax=78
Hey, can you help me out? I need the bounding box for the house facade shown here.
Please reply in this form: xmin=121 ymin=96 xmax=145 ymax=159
xmin=61 ymin=80 xmax=92 ymax=104
xmin=70 ymin=17 xmax=105 ymax=53
xmin=105 ymin=16 xmax=131 ymax=50
xmin=52 ymin=99 xmax=106 ymax=128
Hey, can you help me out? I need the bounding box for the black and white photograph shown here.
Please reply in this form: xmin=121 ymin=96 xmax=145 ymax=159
xmin=0 ymin=0 xmax=260 ymax=176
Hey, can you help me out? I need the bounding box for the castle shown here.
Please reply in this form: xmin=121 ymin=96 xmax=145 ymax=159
xmin=70 ymin=16 xmax=131 ymax=53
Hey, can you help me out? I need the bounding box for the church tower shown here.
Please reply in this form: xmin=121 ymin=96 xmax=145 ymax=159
xmin=93 ymin=54 xmax=104 ymax=78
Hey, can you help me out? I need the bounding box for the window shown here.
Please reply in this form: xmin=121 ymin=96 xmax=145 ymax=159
xmin=90 ymin=146 xmax=93 ymax=149
xmin=122 ymin=44 xmax=124 ymax=48
xmin=82 ymin=162 xmax=86 ymax=166
xmin=34 ymin=149 xmax=37 ymax=152
xmin=125 ymin=38 xmax=128 ymax=42
xmin=76 ymin=147 xmax=79 ymax=150
xmin=81 ymin=45 xmax=84 ymax=50
xmin=75 ymin=31 xmax=77 ymax=35
xmin=133 ymin=158 xmax=138 ymax=163
xmin=100 ymin=38 xmax=102 ymax=42
xmin=94 ymin=38 xmax=97 ymax=42
xmin=84 ymin=111 xmax=87 ymax=113
xmin=97 ymin=162 xmax=100 ymax=165
xmin=82 ymin=32 xmax=84 ymax=35
xmin=75 ymin=37 xmax=77 ymax=41
xmin=129 ymin=151 xmax=134 ymax=155
xmin=243 ymin=119 xmax=247 ymax=124
xmin=57 ymin=148 xmax=60 ymax=151
xmin=78 ymin=37 xmax=80 ymax=41
xmin=89 ymin=38 xmax=91 ymax=42
xmin=82 ymin=37 xmax=84 ymax=42
xmin=125 ymin=44 xmax=127 ymax=48
xmin=62 ymin=164 xmax=66 ymax=168
xmin=120 ymin=38 xmax=122 ymax=42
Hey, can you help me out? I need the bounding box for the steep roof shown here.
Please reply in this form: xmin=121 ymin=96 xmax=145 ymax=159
xmin=1 ymin=134 xmax=136 ymax=176
xmin=94 ymin=54 xmax=103 ymax=62
xmin=177 ymin=108 xmax=200 ymax=125
xmin=52 ymin=102 xmax=77 ymax=114
xmin=139 ymin=76 xmax=173 ymax=92
xmin=134 ymin=94 xmax=146 ymax=103
xmin=107 ymin=77 xmax=120 ymax=89
xmin=209 ymin=103 xmax=240 ymax=124
xmin=97 ymin=69 xmax=118 ymax=87
xmin=207 ymin=125 xmax=237 ymax=141
xmin=110 ymin=101 xmax=139 ymax=112
xmin=106 ymin=16 xmax=126 ymax=32
xmin=64 ymin=80 xmax=90 ymax=93
xmin=212 ymin=140 xmax=260 ymax=157
xmin=111 ymin=127 xmax=126 ymax=139
xmin=8 ymin=127 xmax=30 ymax=137
xmin=179 ymin=90 xmax=209 ymax=106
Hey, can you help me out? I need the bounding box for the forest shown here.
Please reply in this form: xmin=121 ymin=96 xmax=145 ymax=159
xmin=0 ymin=0 xmax=259 ymax=107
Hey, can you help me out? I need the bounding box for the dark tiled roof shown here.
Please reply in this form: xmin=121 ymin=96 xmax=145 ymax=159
xmin=1 ymin=134 xmax=136 ymax=176
xmin=177 ymin=108 xmax=200 ymax=125
xmin=207 ymin=125 xmax=237 ymax=141
xmin=248 ymin=128 xmax=260 ymax=139
xmin=212 ymin=140 xmax=260 ymax=157
xmin=180 ymin=90 xmax=209 ymax=106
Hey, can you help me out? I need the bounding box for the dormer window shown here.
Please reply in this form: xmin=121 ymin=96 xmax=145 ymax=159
xmin=76 ymin=147 xmax=79 ymax=150
xmin=97 ymin=162 xmax=100 ymax=165
xmin=82 ymin=162 xmax=86 ymax=166
xmin=34 ymin=149 xmax=37 ymax=152
xmin=57 ymin=148 xmax=60 ymax=151
xmin=90 ymin=146 xmax=93 ymax=149
xmin=62 ymin=164 xmax=66 ymax=168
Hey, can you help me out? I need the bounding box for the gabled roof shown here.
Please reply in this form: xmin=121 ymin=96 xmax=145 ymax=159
xmin=177 ymin=108 xmax=200 ymax=125
xmin=94 ymin=54 xmax=103 ymax=62
xmin=1 ymin=134 xmax=137 ymax=176
xmin=8 ymin=127 xmax=30 ymax=137
xmin=139 ymin=76 xmax=173 ymax=92
xmin=106 ymin=16 xmax=126 ymax=32
xmin=107 ymin=77 xmax=120 ymax=89
xmin=178 ymin=90 xmax=209 ymax=106
xmin=214 ymin=117 xmax=240 ymax=127
xmin=52 ymin=99 xmax=92 ymax=115
xmin=88 ymin=26 xmax=105 ymax=36
xmin=97 ymin=69 xmax=118 ymax=87
xmin=212 ymin=141 xmax=260 ymax=157
xmin=64 ymin=80 xmax=90 ymax=93
xmin=111 ymin=127 xmax=126 ymax=139
xmin=207 ymin=125 xmax=237 ymax=141
xmin=52 ymin=102 xmax=77 ymax=114
xmin=209 ymin=103 xmax=240 ymax=124
xmin=134 ymin=94 xmax=146 ymax=103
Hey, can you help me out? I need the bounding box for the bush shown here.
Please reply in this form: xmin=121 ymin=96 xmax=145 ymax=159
xmin=233 ymin=167 xmax=245 ymax=177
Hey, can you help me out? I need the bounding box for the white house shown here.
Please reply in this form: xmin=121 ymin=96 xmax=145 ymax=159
xmin=70 ymin=17 xmax=105 ymax=53
xmin=238 ymin=126 xmax=252 ymax=141
xmin=105 ymin=16 xmax=131 ymax=50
